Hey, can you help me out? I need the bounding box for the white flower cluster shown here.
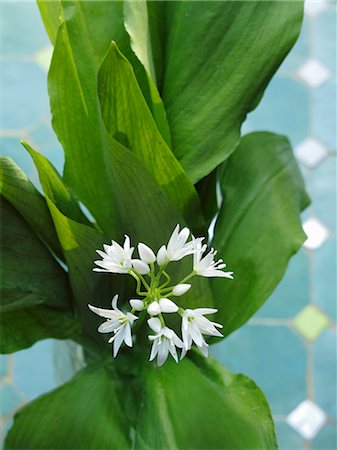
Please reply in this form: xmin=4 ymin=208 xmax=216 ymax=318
xmin=89 ymin=225 xmax=233 ymax=366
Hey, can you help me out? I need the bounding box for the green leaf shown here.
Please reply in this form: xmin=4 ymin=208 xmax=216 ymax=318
xmin=212 ymin=132 xmax=309 ymax=337
xmin=0 ymin=157 xmax=62 ymax=259
xmin=135 ymin=355 xmax=277 ymax=449
xmin=5 ymin=363 xmax=131 ymax=449
xmin=0 ymin=198 xmax=79 ymax=353
xmin=0 ymin=305 xmax=81 ymax=354
xmin=154 ymin=1 xmax=304 ymax=182
xmin=48 ymin=2 xmax=201 ymax=245
xmin=98 ymin=42 xmax=202 ymax=223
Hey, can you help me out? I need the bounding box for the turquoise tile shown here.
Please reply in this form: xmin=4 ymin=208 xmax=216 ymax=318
xmin=313 ymin=328 xmax=337 ymax=420
xmin=242 ymin=77 xmax=310 ymax=147
xmin=309 ymin=156 xmax=336 ymax=230
xmin=256 ymin=250 xmax=309 ymax=319
xmin=274 ymin=421 xmax=305 ymax=450
xmin=312 ymin=424 xmax=337 ymax=450
xmin=0 ymin=2 xmax=49 ymax=57
xmin=313 ymin=80 xmax=337 ymax=151
xmin=278 ymin=20 xmax=310 ymax=74
xmin=312 ymin=237 xmax=337 ymax=321
xmin=29 ymin=124 xmax=64 ymax=174
xmin=0 ymin=61 xmax=49 ymax=130
xmin=0 ymin=356 xmax=8 ymax=380
xmin=210 ymin=325 xmax=306 ymax=415
xmin=14 ymin=340 xmax=58 ymax=401
xmin=313 ymin=7 xmax=337 ymax=74
xmin=0 ymin=383 xmax=23 ymax=417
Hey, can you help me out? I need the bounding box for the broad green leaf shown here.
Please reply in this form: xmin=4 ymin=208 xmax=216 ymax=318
xmin=0 ymin=305 xmax=81 ymax=354
xmin=0 ymin=198 xmax=79 ymax=353
xmin=49 ymin=2 xmax=201 ymax=244
xmin=212 ymin=132 xmax=309 ymax=337
xmin=0 ymin=157 xmax=62 ymax=259
xmin=5 ymin=363 xmax=131 ymax=449
xmin=37 ymin=0 xmax=61 ymax=44
xmin=135 ymin=355 xmax=277 ymax=449
xmin=153 ymin=1 xmax=303 ymax=182
xmin=98 ymin=43 xmax=202 ymax=222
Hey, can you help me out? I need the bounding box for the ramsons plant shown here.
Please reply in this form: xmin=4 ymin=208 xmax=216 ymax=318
xmin=0 ymin=1 xmax=309 ymax=449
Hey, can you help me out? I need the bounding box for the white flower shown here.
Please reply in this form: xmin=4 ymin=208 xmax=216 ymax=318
xmin=147 ymin=298 xmax=178 ymax=316
xmin=132 ymin=259 xmax=150 ymax=275
xmin=93 ymin=235 xmax=134 ymax=274
xmin=157 ymin=225 xmax=195 ymax=265
xmin=148 ymin=318 xmax=184 ymax=366
xmin=172 ymin=284 xmax=191 ymax=296
xmin=193 ymin=239 xmax=233 ymax=278
xmin=138 ymin=243 xmax=156 ymax=264
xmin=181 ymin=308 xmax=223 ymax=357
xmin=88 ymin=295 xmax=138 ymax=357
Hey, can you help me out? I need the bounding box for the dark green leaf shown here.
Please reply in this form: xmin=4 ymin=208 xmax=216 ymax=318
xmin=0 ymin=157 xmax=62 ymax=259
xmin=135 ymin=355 xmax=277 ymax=449
xmin=0 ymin=305 xmax=81 ymax=354
xmin=98 ymin=42 xmax=202 ymax=223
xmin=212 ymin=132 xmax=309 ymax=337
xmin=37 ymin=0 xmax=61 ymax=44
xmin=5 ymin=363 xmax=131 ymax=449
xmin=151 ymin=1 xmax=304 ymax=182
xmin=0 ymin=198 xmax=79 ymax=353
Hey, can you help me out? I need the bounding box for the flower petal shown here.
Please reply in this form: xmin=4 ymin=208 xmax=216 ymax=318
xmin=159 ymin=298 xmax=178 ymax=313
xmin=138 ymin=242 xmax=156 ymax=264
xmin=147 ymin=301 xmax=161 ymax=316
xmin=129 ymin=299 xmax=144 ymax=311
xmin=172 ymin=284 xmax=191 ymax=296
xmin=132 ymin=259 xmax=150 ymax=275
xmin=147 ymin=317 xmax=162 ymax=333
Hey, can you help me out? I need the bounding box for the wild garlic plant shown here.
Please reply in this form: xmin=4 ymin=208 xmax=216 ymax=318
xmin=89 ymin=225 xmax=233 ymax=366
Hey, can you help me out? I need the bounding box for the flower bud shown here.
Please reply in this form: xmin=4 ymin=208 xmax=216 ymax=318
xmin=159 ymin=298 xmax=178 ymax=313
xmin=157 ymin=245 xmax=169 ymax=266
xmin=138 ymin=242 xmax=156 ymax=264
xmin=147 ymin=317 xmax=162 ymax=333
xmin=147 ymin=301 xmax=161 ymax=316
xmin=132 ymin=259 xmax=150 ymax=275
xmin=129 ymin=299 xmax=144 ymax=311
xmin=172 ymin=284 xmax=191 ymax=296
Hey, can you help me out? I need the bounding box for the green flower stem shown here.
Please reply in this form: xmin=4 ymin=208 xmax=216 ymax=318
xmin=129 ymin=270 xmax=149 ymax=296
xmin=138 ymin=273 xmax=150 ymax=291
xmin=178 ymin=271 xmax=196 ymax=285
xmin=158 ymin=313 xmax=166 ymax=327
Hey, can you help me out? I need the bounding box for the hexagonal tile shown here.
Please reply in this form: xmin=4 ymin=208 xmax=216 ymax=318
xmin=302 ymin=218 xmax=329 ymax=250
xmin=287 ymin=399 xmax=327 ymax=440
xmin=297 ymin=59 xmax=331 ymax=88
xmin=295 ymin=137 xmax=328 ymax=168
xmin=305 ymin=0 xmax=328 ymax=18
xmin=292 ymin=305 xmax=330 ymax=341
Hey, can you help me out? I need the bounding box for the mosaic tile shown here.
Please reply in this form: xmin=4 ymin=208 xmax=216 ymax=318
xmin=309 ymin=156 xmax=337 ymax=231
xmin=287 ymin=399 xmax=327 ymax=440
xmin=313 ymin=329 xmax=337 ymax=420
xmin=295 ymin=137 xmax=329 ymax=168
xmin=0 ymin=383 xmax=24 ymax=417
xmin=305 ymin=0 xmax=329 ymax=18
xmin=242 ymin=77 xmax=310 ymax=147
xmin=313 ymin=80 xmax=337 ymax=151
xmin=292 ymin=305 xmax=330 ymax=341
xmin=302 ymin=218 xmax=329 ymax=250
xmin=312 ymin=237 xmax=337 ymax=321
xmin=256 ymin=249 xmax=309 ymax=319
xmin=1 ymin=60 xmax=49 ymax=130
xmin=0 ymin=2 xmax=49 ymax=57
xmin=312 ymin=424 xmax=337 ymax=450
xmin=211 ymin=325 xmax=306 ymax=415
xmin=297 ymin=59 xmax=331 ymax=88
xmin=14 ymin=340 xmax=57 ymax=401
xmin=313 ymin=6 xmax=337 ymax=74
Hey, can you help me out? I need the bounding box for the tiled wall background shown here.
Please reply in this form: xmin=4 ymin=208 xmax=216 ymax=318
xmin=0 ymin=1 xmax=336 ymax=449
